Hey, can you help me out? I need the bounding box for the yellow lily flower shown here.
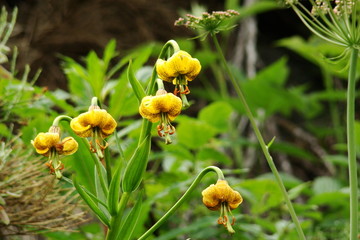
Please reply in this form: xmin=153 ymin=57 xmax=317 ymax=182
xmin=70 ymin=103 xmax=117 ymax=158
xmin=31 ymin=126 xmax=78 ymax=179
xmin=156 ymin=50 xmax=201 ymax=106
xmin=202 ymin=180 xmax=243 ymax=234
xmin=70 ymin=108 xmax=117 ymax=138
xmin=139 ymin=89 xmax=182 ymax=144
xmin=31 ymin=132 xmax=78 ymax=157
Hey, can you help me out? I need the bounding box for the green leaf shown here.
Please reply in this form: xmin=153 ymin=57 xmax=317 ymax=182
xmin=103 ymin=39 xmax=118 ymax=70
xmin=61 ymin=125 xmax=96 ymax=193
xmin=127 ymin=61 xmax=146 ymax=103
xmin=198 ymin=101 xmax=233 ymax=132
xmin=116 ymin=193 xmax=143 ymax=240
xmin=196 ymin=147 xmax=232 ymax=165
xmin=288 ymin=182 xmax=311 ymax=200
xmin=312 ymin=176 xmax=341 ymax=195
xmin=176 ymin=116 xmax=218 ymax=149
xmin=107 ymin=164 xmax=122 ymax=216
xmin=238 ymin=178 xmax=283 ymax=215
xmin=94 ymin=165 xmax=110 ymax=220
xmin=73 ymin=176 xmax=110 ymax=227
xmin=61 ymin=56 xmax=94 ymax=104
xmin=309 ymin=191 xmax=349 ymax=208
xmin=121 ymin=136 xmax=151 ymax=192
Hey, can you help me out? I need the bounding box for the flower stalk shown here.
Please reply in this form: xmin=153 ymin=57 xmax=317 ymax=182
xmin=138 ymin=166 xmax=225 ymax=240
xmin=210 ymin=32 xmax=306 ymax=240
xmin=346 ymin=47 xmax=358 ymax=240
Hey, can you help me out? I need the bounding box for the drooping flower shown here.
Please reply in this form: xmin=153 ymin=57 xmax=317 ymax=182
xmin=70 ymin=102 xmax=117 ymax=157
xmin=139 ymin=89 xmax=182 ymax=144
xmin=70 ymin=108 xmax=117 ymax=138
xmin=156 ymin=50 xmax=201 ymax=107
xmin=31 ymin=126 xmax=78 ymax=178
xmin=202 ymin=179 xmax=243 ymax=234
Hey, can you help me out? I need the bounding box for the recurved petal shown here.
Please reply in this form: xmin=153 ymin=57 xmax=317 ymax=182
xmin=98 ymin=111 xmax=117 ymax=137
xmin=60 ymin=137 xmax=79 ymax=155
xmin=70 ymin=114 xmax=93 ymax=137
xmin=228 ymin=190 xmax=243 ymax=210
xmin=31 ymin=132 xmax=60 ymax=156
xmin=166 ymin=94 xmax=182 ymax=119
xmin=202 ymin=184 xmax=221 ymax=211
xmin=156 ymin=59 xmax=177 ymax=82
xmin=185 ymin=58 xmax=201 ymax=82
xmin=168 ymin=50 xmax=193 ymax=75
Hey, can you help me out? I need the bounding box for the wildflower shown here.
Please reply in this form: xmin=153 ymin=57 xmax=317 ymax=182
xmin=156 ymin=50 xmax=201 ymax=107
xmin=139 ymin=89 xmax=182 ymax=144
xmin=70 ymin=101 xmax=117 ymax=157
xmin=31 ymin=126 xmax=78 ymax=178
xmin=284 ymin=0 xmax=359 ymax=47
xmin=174 ymin=10 xmax=239 ymax=36
xmin=202 ymin=179 xmax=243 ymax=234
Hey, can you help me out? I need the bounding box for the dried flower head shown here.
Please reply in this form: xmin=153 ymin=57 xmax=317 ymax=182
xmin=0 ymin=141 xmax=88 ymax=236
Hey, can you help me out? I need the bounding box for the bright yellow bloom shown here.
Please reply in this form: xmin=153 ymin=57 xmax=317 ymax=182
xmin=156 ymin=50 xmax=201 ymax=83
xmin=139 ymin=89 xmax=182 ymax=144
xmin=70 ymin=108 xmax=117 ymax=138
xmin=156 ymin=50 xmax=201 ymax=104
xmin=31 ymin=132 xmax=78 ymax=157
xmin=202 ymin=180 xmax=243 ymax=234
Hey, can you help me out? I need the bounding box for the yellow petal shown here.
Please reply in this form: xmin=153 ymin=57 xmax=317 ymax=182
xmin=156 ymin=59 xmax=176 ymax=82
xmin=169 ymin=51 xmax=193 ymax=75
xmin=60 ymin=137 xmax=78 ymax=155
xmin=185 ymin=58 xmax=201 ymax=82
xmin=32 ymin=132 xmax=60 ymax=156
xmin=202 ymin=184 xmax=221 ymax=210
xmin=98 ymin=110 xmax=117 ymax=137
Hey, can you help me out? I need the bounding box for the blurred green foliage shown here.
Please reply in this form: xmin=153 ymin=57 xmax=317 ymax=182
xmin=1 ymin=0 xmax=360 ymax=239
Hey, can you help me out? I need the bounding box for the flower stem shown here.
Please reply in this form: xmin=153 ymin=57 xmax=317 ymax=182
xmin=52 ymin=115 xmax=72 ymax=126
xmin=347 ymin=47 xmax=358 ymax=240
xmin=138 ymin=166 xmax=224 ymax=240
xmin=106 ymin=192 xmax=131 ymax=240
xmin=210 ymin=32 xmax=306 ymax=240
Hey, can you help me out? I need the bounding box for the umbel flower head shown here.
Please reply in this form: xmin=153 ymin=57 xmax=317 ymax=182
xmin=31 ymin=126 xmax=78 ymax=178
xmin=156 ymin=50 xmax=201 ymax=107
xmin=139 ymin=89 xmax=182 ymax=144
xmin=202 ymin=179 xmax=243 ymax=234
xmin=175 ymin=10 xmax=239 ymax=36
xmin=70 ymin=98 xmax=117 ymax=158
xmin=283 ymin=0 xmax=360 ymax=48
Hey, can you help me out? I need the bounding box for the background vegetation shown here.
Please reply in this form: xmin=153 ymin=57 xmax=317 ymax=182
xmin=0 ymin=0 xmax=359 ymax=239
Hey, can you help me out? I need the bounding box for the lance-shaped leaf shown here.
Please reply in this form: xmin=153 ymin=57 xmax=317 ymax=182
xmin=121 ymin=136 xmax=151 ymax=193
xmin=73 ymin=176 xmax=110 ymax=227
xmin=116 ymin=192 xmax=143 ymax=240
xmin=107 ymin=164 xmax=122 ymax=216
xmin=127 ymin=60 xmax=146 ymax=103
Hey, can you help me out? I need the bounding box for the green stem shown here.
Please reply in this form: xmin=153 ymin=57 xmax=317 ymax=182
xmin=138 ymin=166 xmax=224 ymax=240
xmin=52 ymin=115 xmax=72 ymax=126
xmin=82 ymin=138 xmax=109 ymax=196
xmin=210 ymin=32 xmax=306 ymax=240
xmin=106 ymin=192 xmax=131 ymax=240
xmin=347 ymin=47 xmax=358 ymax=240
